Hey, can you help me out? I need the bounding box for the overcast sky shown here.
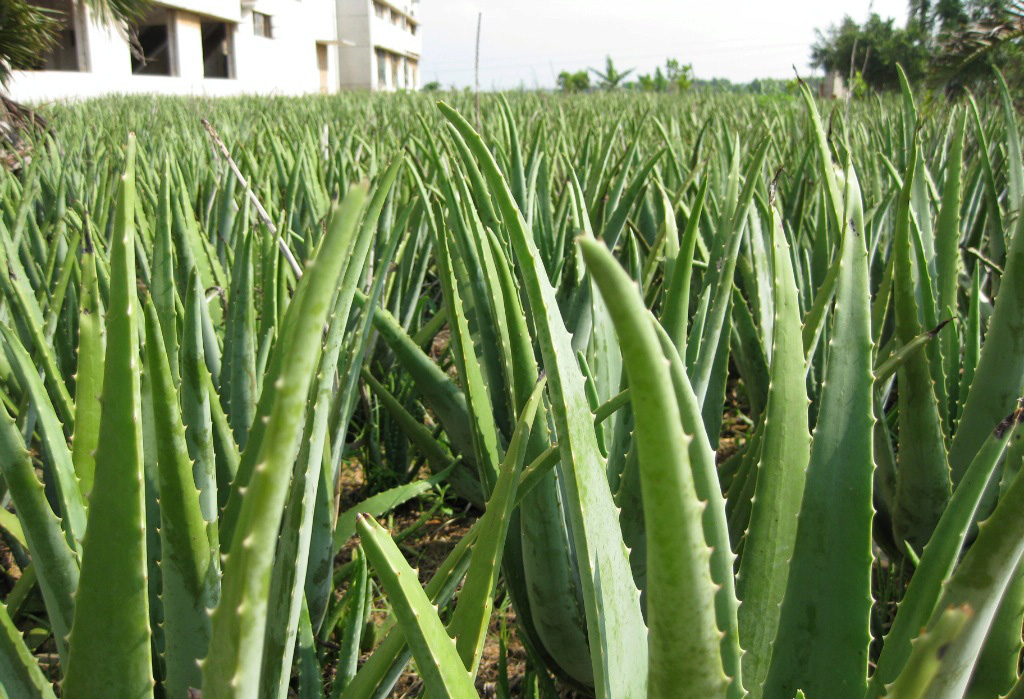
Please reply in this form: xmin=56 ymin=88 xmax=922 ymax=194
xmin=418 ymin=0 xmax=910 ymax=89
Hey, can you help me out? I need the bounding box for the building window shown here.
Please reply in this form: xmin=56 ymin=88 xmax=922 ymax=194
xmin=391 ymin=9 xmax=400 ymax=25
xmin=376 ymin=48 xmax=388 ymax=87
xmin=409 ymin=22 xmax=417 ymax=36
xmin=201 ymin=21 xmax=232 ymax=78
xmin=20 ymin=0 xmax=81 ymax=71
xmin=391 ymin=54 xmax=400 ymax=88
xmin=373 ymin=2 xmax=386 ymax=19
xmin=130 ymin=8 xmax=174 ymax=76
xmin=253 ymin=12 xmax=273 ymax=39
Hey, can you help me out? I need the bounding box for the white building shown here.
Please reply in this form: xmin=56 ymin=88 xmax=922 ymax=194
xmin=7 ymin=0 xmax=421 ymax=101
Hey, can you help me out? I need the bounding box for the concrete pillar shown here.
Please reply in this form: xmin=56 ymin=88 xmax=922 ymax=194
xmin=337 ymin=0 xmax=374 ymax=90
xmin=82 ymin=3 xmax=130 ymax=76
xmin=173 ymin=11 xmax=204 ymax=81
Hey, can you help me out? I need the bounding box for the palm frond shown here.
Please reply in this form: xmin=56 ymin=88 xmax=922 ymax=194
xmin=84 ymin=0 xmax=151 ymax=26
xmin=0 ymin=0 xmax=60 ymax=86
xmin=931 ymin=1 xmax=1024 ymax=81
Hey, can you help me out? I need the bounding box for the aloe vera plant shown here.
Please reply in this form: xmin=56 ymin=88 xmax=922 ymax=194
xmin=0 ymin=81 xmax=1021 ymax=699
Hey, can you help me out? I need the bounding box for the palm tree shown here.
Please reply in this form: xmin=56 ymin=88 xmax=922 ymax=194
xmin=931 ymin=0 xmax=1024 ymax=86
xmin=0 ymin=0 xmax=151 ymax=87
xmin=1 ymin=0 xmax=150 ymax=164
xmin=590 ymin=56 xmax=634 ymax=89
xmin=909 ymin=0 xmax=935 ymax=31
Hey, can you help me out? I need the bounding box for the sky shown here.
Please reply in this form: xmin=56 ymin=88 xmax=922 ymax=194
xmin=418 ymin=0 xmax=910 ymax=90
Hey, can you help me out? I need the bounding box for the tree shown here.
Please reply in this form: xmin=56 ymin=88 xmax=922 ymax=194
xmin=909 ymin=0 xmax=935 ymax=32
xmin=936 ymin=0 xmax=970 ymax=30
xmin=590 ymin=56 xmax=633 ymax=89
xmin=931 ymin=0 xmax=1024 ymax=90
xmin=557 ymin=70 xmax=590 ymax=93
xmin=1 ymin=0 xmax=151 ymax=87
xmin=665 ymin=58 xmax=694 ymax=91
xmin=810 ymin=13 xmax=930 ymax=90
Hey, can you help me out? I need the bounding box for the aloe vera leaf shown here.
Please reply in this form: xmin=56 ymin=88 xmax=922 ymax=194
xmin=440 ymin=101 xmax=647 ymax=698
xmin=219 ymin=159 xmax=399 ymax=549
xmin=494 ymin=95 xmax=528 ymax=211
xmin=0 ymin=325 xmax=86 ymax=549
xmin=171 ymin=161 xmax=225 ymax=318
xmin=332 ymin=465 xmax=455 ymax=552
xmin=736 ymin=199 xmax=810 ymax=698
xmin=730 ymin=288 xmax=770 ymax=421
xmin=648 ymin=315 xmax=743 ymax=696
xmin=703 ymin=299 xmax=733 ymax=449
xmin=71 ymin=230 xmax=104 ymax=498
xmin=764 ymin=168 xmax=875 ymax=699
xmin=262 ymin=243 xmax=382 ymax=699
xmin=581 ymin=236 xmax=726 ymax=697
xmin=0 ymin=234 xmax=74 ymax=433
xmin=356 ymin=513 xmax=478 ymax=699
xmin=152 ymin=158 xmax=180 ymax=385
xmin=798 ymin=82 xmax=845 ymax=235
xmin=296 ymin=596 xmax=324 ymax=699
xmin=661 ymin=176 xmax=708 ymax=351
xmin=340 ymin=520 xmax=477 ymax=699
xmin=967 ymin=432 xmax=1024 ymax=699
xmin=353 ymin=290 xmax=478 ymax=487
xmin=361 ymin=369 xmax=481 ymax=501
xmin=432 ymin=212 xmax=502 ymax=492
xmin=517 ymin=444 xmax=593 ymax=685
xmin=0 ymin=507 xmax=26 ymax=551
xmin=202 ymin=186 xmax=367 ymax=699
xmin=968 ymin=568 xmax=1023 ymax=699
xmin=909 ymin=217 xmax=948 ymax=439
xmin=0 ymin=601 xmax=56 ymax=699
xmin=996 ymin=69 xmax=1023 ymax=224
xmin=181 ymin=269 xmax=220 ymax=549
xmin=967 ymin=95 xmax=1005 ymax=265
xmin=341 ymin=446 xmax=559 ymax=698
xmin=169 ymin=181 xmax=223 ymax=386
xmin=691 ymin=137 xmax=770 ymax=405
xmin=327 ymin=163 xmax=407 ymax=472
xmin=874 ymin=320 xmax=953 ymax=387
xmin=948 ymin=198 xmax=1024 ymax=489
xmin=601 ymin=149 xmax=664 ymax=251
xmin=917 ymin=421 xmax=1024 ymax=699
xmin=222 ymin=228 xmax=257 ymax=450
xmin=446 ymin=126 xmax=499 ymax=230
xmin=142 ymin=294 xmax=218 ymax=699
xmin=885 ymin=606 xmax=971 ymax=699
xmin=593 ymin=388 xmax=630 ymax=425
xmin=871 ymin=250 xmax=895 ymax=344
xmin=448 ymin=379 xmax=545 ymax=674
xmin=41 ymin=230 xmax=79 ymax=345
xmin=934 ymin=108 xmax=966 ymax=421
xmin=330 ymin=548 xmax=369 ymax=697
xmin=0 ymin=407 xmax=78 ymax=666
xmin=891 ymin=138 xmax=951 ymax=553
xmin=442 ymin=175 xmax=513 ymax=439
xmin=685 ymin=282 xmax=712 ymax=372
xmin=62 ymin=134 xmax=154 ymax=699
xmin=956 ymin=266 xmax=981 ymax=426
xmin=801 ymin=241 xmax=843 ymax=359
xmin=726 ymin=425 xmax=764 ymax=558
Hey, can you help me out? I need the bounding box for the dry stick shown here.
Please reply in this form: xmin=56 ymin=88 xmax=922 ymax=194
xmin=474 ymin=12 xmax=482 ymax=131
xmin=200 ymin=118 xmax=304 ymax=279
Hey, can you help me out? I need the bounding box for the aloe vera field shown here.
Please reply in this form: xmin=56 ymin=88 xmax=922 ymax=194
xmin=0 ymin=74 xmax=1023 ymax=699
